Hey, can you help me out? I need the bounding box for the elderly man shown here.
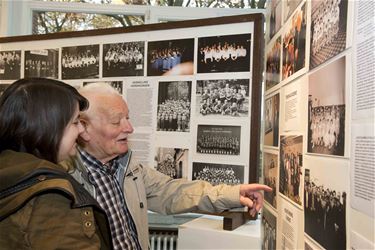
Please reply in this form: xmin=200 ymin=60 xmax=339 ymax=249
xmin=68 ymin=82 xmax=271 ymax=250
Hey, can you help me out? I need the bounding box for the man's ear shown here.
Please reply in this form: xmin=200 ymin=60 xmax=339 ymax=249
xmin=78 ymin=119 xmax=90 ymax=142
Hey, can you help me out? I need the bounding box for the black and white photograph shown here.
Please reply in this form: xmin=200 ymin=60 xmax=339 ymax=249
xmin=156 ymin=81 xmax=191 ymax=132
xmin=197 ymin=125 xmax=241 ymax=155
xmin=266 ymin=37 xmax=281 ymax=91
xmin=61 ymin=44 xmax=99 ymax=79
xmin=308 ymin=56 xmax=345 ymax=156
xmin=304 ymin=164 xmax=347 ymax=250
xmin=154 ymin=147 xmax=188 ymax=179
xmin=279 ymin=135 xmax=303 ymax=206
xmin=196 ymin=79 xmax=249 ymax=117
xmin=83 ymin=81 xmax=123 ymax=94
xmin=24 ymin=49 xmax=58 ymax=79
xmin=0 ymin=84 xmax=10 ymax=96
xmin=0 ymin=50 xmax=21 ymax=80
xmin=103 ymin=41 xmax=144 ymax=77
xmin=310 ymin=0 xmax=348 ymax=69
xmin=283 ymin=0 xmax=303 ymax=23
xmin=192 ymin=162 xmax=244 ymax=186
xmin=261 ymin=207 xmax=277 ymax=250
xmin=282 ymin=3 xmax=307 ymax=80
xmin=147 ymin=38 xmax=194 ymax=76
xmin=263 ymin=152 xmax=278 ymax=209
xmin=197 ymin=33 xmax=251 ymax=73
xmin=268 ymin=0 xmax=282 ymax=41
xmin=264 ymin=93 xmax=280 ymax=147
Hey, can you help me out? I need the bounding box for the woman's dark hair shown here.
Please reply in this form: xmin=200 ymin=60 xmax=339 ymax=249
xmin=0 ymin=78 xmax=88 ymax=163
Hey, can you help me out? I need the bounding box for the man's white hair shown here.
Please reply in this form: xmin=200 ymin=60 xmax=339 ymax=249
xmin=79 ymin=82 xmax=120 ymax=96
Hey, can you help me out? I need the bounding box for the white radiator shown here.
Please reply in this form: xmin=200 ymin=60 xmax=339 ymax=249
xmin=149 ymin=233 xmax=177 ymax=250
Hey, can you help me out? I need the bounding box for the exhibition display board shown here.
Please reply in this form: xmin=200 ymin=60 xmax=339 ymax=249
xmin=263 ymin=0 xmax=374 ymax=249
xmin=0 ymin=14 xmax=264 ymax=229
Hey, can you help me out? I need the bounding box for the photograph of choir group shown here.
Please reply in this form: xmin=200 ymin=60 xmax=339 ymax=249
xmin=103 ymin=41 xmax=145 ymax=77
xmin=283 ymin=0 xmax=303 ymax=23
xmin=261 ymin=208 xmax=277 ymax=250
xmin=268 ymin=0 xmax=282 ymax=41
xmin=197 ymin=33 xmax=251 ymax=73
xmin=196 ymin=79 xmax=249 ymax=117
xmin=196 ymin=125 xmax=241 ymax=155
xmin=304 ymin=168 xmax=346 ymax=250
xmin=0 ymin=50 xmax=21 ymax=80
xmin=279 ymin=135 xmax=303 ymax=206
xmin=264 ymin=93 xmax=280 ymax=147
xmin=61 ymin=45 xmax=99 ymax=79
xmin=282 ymin=3 xmax=306 ymax=80
xmin=147 ymin=38 xmax=194 ymax=76
xmin=24 ymin=49 xmax=58 ymax=79
xmin=310 ymin=0 xmax=348 ymax=69
xmin=84 ymin=81 xmax=123 ymax=94
xmin=263 ymin=152 xmax=278 ymax=209
xmin=308 ymin=57 xmax=345 ymax=156
xmin=156 ymin=81 xmax=191 ymax=132
xmin=0 ymin=84 xmax=10 ymax=96
xmin=192 ymin=162 xmax=244 ymax=186
xmin=266 ymin=37 xmax=281 ymax=90
xmin=154 ymin=147 xmax=188 ymax=179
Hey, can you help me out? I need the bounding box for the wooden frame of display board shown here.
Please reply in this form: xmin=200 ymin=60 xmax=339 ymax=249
xmin=0 ymin=13 xmax=264 ymax=230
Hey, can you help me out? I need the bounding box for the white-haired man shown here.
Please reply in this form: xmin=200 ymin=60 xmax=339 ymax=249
xmin=68 ymin=82 xmax=271 ymax=250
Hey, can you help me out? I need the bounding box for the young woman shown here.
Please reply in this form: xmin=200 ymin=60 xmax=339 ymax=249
xmin=0 ymin=78 xmax=112 ymax=249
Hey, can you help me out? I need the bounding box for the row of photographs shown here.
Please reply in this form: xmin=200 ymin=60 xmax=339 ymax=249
xmin=265 ymin=0 xmax=348 ymax=91
xmin=0 ymin=33 xmax=252 ymax=81
xmin=264 ymin=56 xmax=346 ymax=157
xmin=262 ymin=146 xmax=347 ymax=250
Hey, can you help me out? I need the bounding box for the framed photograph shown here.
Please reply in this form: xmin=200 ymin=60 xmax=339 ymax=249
xmin=62 ymin=44 xmax=99 ymax=79
xmin=147 ymin=38 xmax=194 ymax=76
xmin=154 ymin=147 xmax=189 ymax=179
xmin=156 ymin=81 xmax=192 ymax=132
xmin=197 ymin=33 xmax=251 ymax=73
xmin=0 ymin=50 xmax=21 ymax=80
xmin=264 ymin=93 xmax=280 ymax=147
xmin=103 ymin=41 xmax=145 ymax=77
xmin=268 ymin=0 xmax=282 ymax=41
xmin=266 ymin=36 xmax=281 ymax=91
xmin=263 ymin=151 xmax=278 ymax=209
xmin=192 ymin=162 xmax=244 ymax=186
xmin=308 ymin=56 xmax=345 ymax=156
xmin=196 ymin=79 xmax=249 ymax=117
xmin=196 ymin=125 xmax=241 ymax=155
xmin=24 ymin=49 xmax=58 ymax=79
xmin=261 ymin=207 xmax=277 ymax=250
xmin=279 ymin=135 xmax=303 ymax=206
xmin=310 ymin=0 xmax=348 ymax=69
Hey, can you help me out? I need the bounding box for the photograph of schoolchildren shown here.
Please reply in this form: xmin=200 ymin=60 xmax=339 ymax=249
xmin=196 ymin=125 xmax=241 ymax=156
xmin=197 ymin=33 xmax=251 ymax=73
xmin=0 ymin=84 xmax=10 ymax=96
xmin=283 ymin=0 xmax=303 ymax=22
xmin=102 ymin=41 xmax=144 ymax=77
xmin=0 ymin=50 xmax=21 ymax=80
xmin=308 ymin=56 xmax=345 ymax=156
xmin=24 ymin=49 xmax=58 ymax=79
xmin=196 ymin=79 xmax=249 ymax=117
xmin=261 ymin=208 xmax=277 ymax=250
xmin=192 ymin=162 xmax=244 ymax=186
xmin=83 ymin=81 xmax=123 ymax=94
xmin=268 ymin=0 xmax=282 ymax=41
xmin=282 ymin=3 xmax=307 ymax=80
xmin=147 ymin=38 xmax=194 ymax=76
xmin=154 ymin=147 xmax=188 ymax=179
xmin=266 ymin=37 xmax=281 ymax=91
xmin=156 ymin=81 xmax=191 ymax=132
xmin=304 ymin=167 xmax=347 ymax=250
xmin=264 ymin=93 xmax=280 ymax=147
xmin=263 ymin=152 xmax=278 ymax=209
xmin=61 ymin=44 xmax=99 ymax=79
xmin=310 ymin=0 xmax=348 ymax=69
xmin=279 ymin=135 xmax=303 ymax=206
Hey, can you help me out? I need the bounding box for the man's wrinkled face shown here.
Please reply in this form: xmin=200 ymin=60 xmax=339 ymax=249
xmin=83 ymin=94 xmax=134 ymax=164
